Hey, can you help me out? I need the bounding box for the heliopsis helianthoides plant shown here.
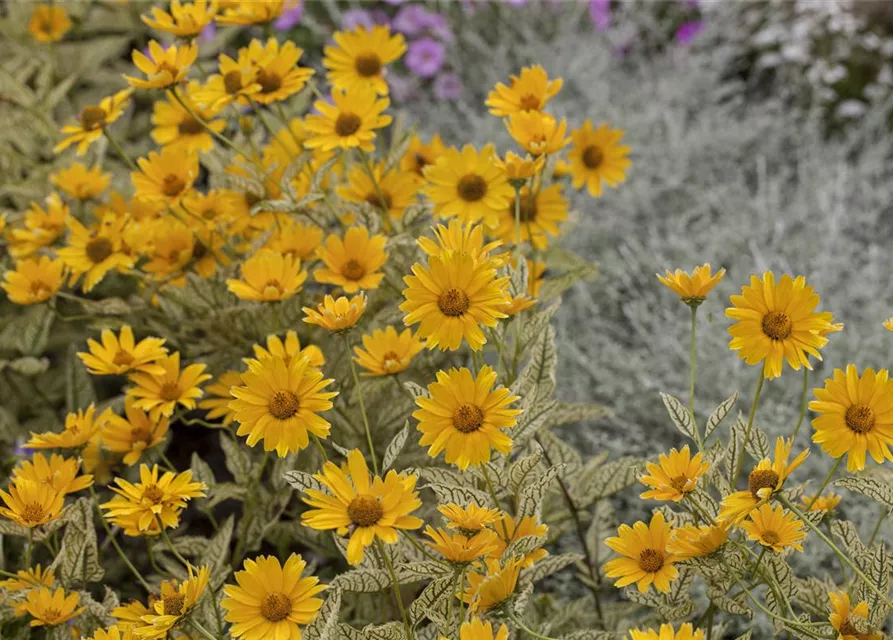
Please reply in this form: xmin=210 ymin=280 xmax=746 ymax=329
xmin=4 ymin=5 xmax=890 ymax=640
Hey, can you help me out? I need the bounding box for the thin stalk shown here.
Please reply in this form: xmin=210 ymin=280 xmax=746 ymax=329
xmin=867 ymin=505 xmax=890 ymax=547
xmin=804 ymin=457 xmax=842 ymax=512
xmin=790 ymin=368 xmax=809 ymax=440
xmin=401 ymin=531 xmax=449 ymax=565
xmin=104 ymin=130 xmax=140 ymax=173
xmin=513 ymin=186 xmax=522 ymax=270
xmin=159 ymin=520 xmax=192 ymax=569
xmin=509 ymin=611 xmax=561 ymax=640
xmin=312 ymin=434 xmax=329 ymax=462
xmin=359 ymin=149 xmax=391 ymax=230
xmin=731 ymin=371 xmax=766 ymax=487
xmin=158 ymin=450 xmax=178 ymax=472
xmin=344 ymin=334 xmax=379 ymax=475
xmin=25 ymin=528 xmax=33 ymax=568
xmin=89 ymin=487 xmax=151 ymax=592
xmin=376 ymin=540 xmax=413 ymax=640
xmin=480 ymin=464 xmax=511 ymax=542
xmin=171 ymin=88 xmax=252 ymax=159
xmin=191 ymin=619 xmax=219 ymax=640
xmin=457 ymin=566 xmax=467 ymax=624
xmin=689 ymin=305 xmax=703 ymax=450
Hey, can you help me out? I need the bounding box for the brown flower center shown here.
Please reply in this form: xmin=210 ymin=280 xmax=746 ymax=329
xmin=335 ymin=113 xmax=362 ymax=137
xmin=162 ymin=592 xmax=186 ymax=616
xmin=143 ymin=485 xmax=165 ymax=504
xmin=845 ymin=405 xmax=875 ymax=434
xmin=453 ymin=404 xmax=484 ymax=433
xmin=518 ymin=94 xmax=541 ymax=111
xmin=457 ymin=174 xmax=487 ymax=202
xmin=347 ymin=495 xmax=383 ymax=527
xmin=413 ymin=153 xmax=429 ymax=175
xmin=518 ymin=195 xmax=537 ymax=223
xmin=192 ymin=240 xmax=208 ymax=261
xmin=748 ymin=469 xmax=780 ymax=498
xmin=365 ymin=192 xmax=393 ymax=211
xmin=582 ymin=145 xmax=603 ymax=170
xmin=669 ymin=475 xmax=691 ymax=494
xmin=156 ymin=61 xmax=180 ymax=78
xmin=437 ymin=288 xmax=470 ymax=317
xmin=256 ymin=68 xmax=282 ymax=94
xmin=178 ymin=116 xmax=204 ymax=135
xmin=21 ymin=502 xmax=46 ymax=525
xmin=760 ymin=531 xmax=780 ymax=546
xmin=263 ymin=279 xmax=283 ymax=296
xmin=223 ymin=70 xmax=243 ymax=94
xmin=341 ymin=259 xmax=366 ymax=282
xmin=638 ymin=549 xmax=664 ymax=573
xmin=159 ymin=382 xmax=181 ymax=402
xmin=260 ymin=592 xmax=291 ymax=622
xmin=41 ymin=608 xmax=63 ymax=624
xmin=201 ymin=208 xmax=217 ymax=220
xmin=761 ymin=312 xmax=792 ymax=341
xmin=85 ymin=237 xmax=113 ymax=264
xmin=354 ymin=53 xmax=382 ymax=77
xmin=245 ymin=192 xmax=263 ymax=208
xmin=80 ymin=106 xmax=107 ymax=131
xmin=269 ymin=391 xmax=300 ymax=420
xmin=112 ymin=350 xmax=134 ymax=367
xmin=130 ymin=427 xmax=153 ymax=445
xmin=381 ymin=351 xmax=401 ymax=370
xmin=161 ymin=174 xmax=187 ymax=198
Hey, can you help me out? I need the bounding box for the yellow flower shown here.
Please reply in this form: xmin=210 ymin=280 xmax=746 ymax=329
xmin=221 ymin=554 xmax=326 ymax=640
xmin=82 ymin=626 xmax=133 ymax=640
xmin=183 ymin=189 xmax=245 ymax=231
xmin=141 ymin=0 xmax=218 ymax=37
xmin=354 ymin=326 xmax=424 ymax=376
xmin=314 ymin=226 xmax=388 ymax=293
xmin=829 ymin=591 xmax=883 ymax=640
xmin=141 ymin=218 xmax=195 ymax=280
xmin=401 ymin=134 xmax=447 ymax=178
xmin=12 ymin=453 xmax=93 ymax=496
xmin=413 ymin=365 xmax=521 ymax=470
xmin=102 ymin=398 xmax=170 ymax=466
xmin=253 ymin=331 xmax=326 ymax=369
xmin=263 ymin=219 xmax=324 ymax=262
xmin=2 ymin=256 xmax=64 ymax=305
xmin=450 ymin=618 xmax=510 ymax=640
xmin=216 ymin=0 xmax=284 ymax=25
xmin=423 ymin=144 xmax=513 ymax=226
xmin=495 ymin=151 xmax=545 ymax=182
xmin=426 ymin=527 xmax=500 ymax=564
xmin=198 ymin=370 xmax=242 ymax=426
xmin=462 ymin=557 xmax=524 ymax=613
xmin=324 ymin=25 xmax=406 ymax=95
xmin=439 ymin=503 xmax=503 ymax=535
xmin=417 ymin=220 xmax=504 ymax=266
xmin=8 ymin=193 xmax=69 ymax=258
xmin=567 ymin=120 xmax=631 ymax=197
xmin=810 ymin=365 xmax=893 ymax=472
xmin=657 ymin=264 xmax=726 ymax=306
xmin=27 ymin=404 xmax=111 ymax=450
xmin=0 ymin=564 xmax=55 ymax=594
xmin=305 ymin=87 xmax=392 ymax=152
xmin=126 ymin=40 xmax=198 ymax=90
xmin=503 ymin=259 xmax=545 ymax=316
xmin=801 ymin=492 xmax=842 ymax=513
xmin=493 ymin=183 xmax=568 ymax=250
xmin=229 ymin=354 xmax=338 ymax=457
xmin=740 ymin=503 xmax=806 ymax=552
xmin=101 ymin=464 xmax=207 ymax=536
xmin=485 ymin=65 xmax=563 ymax=116
xmin=57 ymin=216 xmax=134 ymax=292
xmin=79 ymin=325 xmax=167 ymax=377
xmin=301 ymin=449 xmax=423 ymax=564
xmin=236 ymin=38 xmax=314 ymax=105
xmin=0 ymin=480 xmax=64 ymax=529
xmin=718 ymin=437 xmax=808 ymax=523
xmin=151 ymin=82 xmax=225 ymax=153
xmin=19 ymin=587 xmax=84 ymax=627
xmin=55 ymin=89 xmax=133 ymax=155
xmin=28 ymin=3 xmax=71 ymax=43
xmin=627 ymin=623 xmax=705 ymax=640
xmin=401 ymin=251 xmax=510 ymax=351
xmin=489 ymin=515 xmax=549 ymax=567
xmin=506 ymin=112 xmax=570 ymax=157
xmin=727 ymin=272 xmax=836 ymax=380
xmin=132 ymin=147 xmax=199 ymax=205
xmin=604 ymin=511 xmax=678 ymax=593
xmin=112 ymin=599 xmax=155 ymax=631
xmin=227 ymin=249 xmax=308 ymax=301
xmin=338 ymin=162 xmax=419 ymax=220
xmin=51 ymin=163 xmax=110 ymax=200
xmin=303 ymin=293 xmax=367 ymax=334
xmin=128 ymin=351 xmax=211 ymax=421
xmin=640 ymin=445 xmax=710 ymax=502
xmin=135 ymin=565 xmax=210 ymax=638
xmin=193 ymin=53 xmax=262 ymax=110
xmin=666 ymin=524 xmax=729 ymax=560
xmin=884 ymin=317 xmax=893 ymax=333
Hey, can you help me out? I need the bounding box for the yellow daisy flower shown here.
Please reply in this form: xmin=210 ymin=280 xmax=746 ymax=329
xmin=552 ymin=157 xmax=573 ymax=178
xmin=727 ymin=272 xmax=836 ymax=380
xmin=82 ymin=625 xmax=132 ymax=640
xmin=401 ymin=251 xmax=511 ymax=351
xmin=324 ymin=25 xmax=406 ymax=95
xmin=485 ymin=65 xmax=563 ymax=116
xmin=439 ymin=503 xmax=503 ymax=535
xmin=718 ymin=437 xmax=808 ymax=523
xmin=426 ymin=527 xmax=500 ymax=564
xmin=227 ymin=249 xmax=308 ymax=301
xmin=132 ymin=147 xmax=199 ymax=205
xmin=187 ymin=224 xmax=232 ymax=278
xmin=423 ymin=144 xmax=513 ymax=226
xmin=27 ymin=404 xmax=111 ymax=450
xmin=301 ymin=449 xmax=423 ymax=565
xmin=141 ymin=218 xmax=194 ymax=281
xmin=740 ymin=503 xmax=806 ymax=552
xmin=12 ymin=453 xmax=93 ymax=496
xmin=102 ymin=397 xmax=170 ymax=466
xmin=627 ymin=623 xmax=704 ymax=640
xmin=567 ymin=120 xmax=631 ymax=197
xmin=337 ymin=162 xmax=419 ymax=220
xmin=462 ymin=557 xmax=524 ymax=613
xmin=8 ymin=193 xmax=70 ymax=258
xmin=801 ymin=492 xmax=842 ymax=513
xmin=141 ymin=0 xmax=218 ymax=37
xmin=112 ymin=599 xmax=155 ymax=631
xmin=810 ymin=365 xmax=893 ymax=472
xmin=151 ymin=81 xmax=225 ymax=153
xmin=604 ymin=511 xmax=678 ymax=593
xmin=221 ymin=554 xmax=326 ymax=640
xmin=418 ymin=220 xmax=504 ymax=266
xmin=198 ymin=370 xmax=242 ymax=426
xmin=263 ymin=219 xmax=324 ymax=262
xmin=495 ymin=151 xmax=545 ymax=182
xmin=229 ymin=354 xmax=338 ymax=457
xmin=314 ymin=226 xmax=388 ymax=293
xmin=303 ymin=293 xmax=367 ymax=334
xmin=216 ymin=0 xmax=284 ymax=25
xmin=28 ymin=4 xmax=71 ymax=43
xmin=639 ymin=445 xmax=710 ymax=502
xmin=101 ymin=464 xmax=207 ymax=536
xmin=453 ymin=618 xmax=510 ymax=640
xmin=305 ymin=87 xmax=392 ymax=152
xmin=829 ymin=591 xmax=883 ymax=640
xmin=193 ymin=53 xmax=262 ymax=110
xmin=666 ymin=524 xmax=729 ymax=560
xmin=127 ymin=351 xmax=211 ymax=421
xmin=51 ymin=163 xmax=110 ymax=200
xmin=252 ymin=331 xmax=325 ymax=368
xmin=19 ymin=587 xmax=84 ymax=627
xmin=413 ymin=365 xmax=521 ymax=470
xmin=237 ymin=38 xmax=314 ymax=105
xmin=0 ymin=480 xmax=64 ymax=529
xmin=79 ymin=325 xmax=167 ymax=377
xmin=183 ymin=189 xmax=244 ymax=231
xmin=0 ymin=564 xmax=55 ymax=593
xmin=503 ymin=259 xmax=546 ymax=316
xmin=657 ymin=264 xmax=726 ymax=306
xmin=489 ymin=514 xmax=549 ymax=567
xmin=2 ymin=256 xmax=64 ymax=306
xmin=57 ymin=216 xmax=134 ymax=292
xmin=506 ymin=112 xmax=570 ymax=157
xmin=883 ymin=317 xmax=893 ymax=333
xmin=401 ymin=134 xmax=447 ymax=178
xmin=125 ymin=40 xmax=198 ymax=90
xmin=353 ymin=326 xmax=424 ymax=376
xmin=493 ymin=183 xmax=568 ymax=250
xmin=136 ymin=565 xmax=210 ymax=638
xmin=55 ymin=89 xmax=133 ymax=156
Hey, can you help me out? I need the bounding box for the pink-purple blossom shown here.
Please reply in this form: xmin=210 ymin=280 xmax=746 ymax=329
xmin=406 ymin=38 xmax=446 ymax=78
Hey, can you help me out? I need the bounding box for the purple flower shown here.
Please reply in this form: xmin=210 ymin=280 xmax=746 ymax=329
xmin=342 ymin=8 xmax=376 ymax=30
xmin=274 ymin=2 xmax=304 ymax=30
xmin=589 ymin=0 xmax=610 ymax=31
xmin=434 ymin=72 xmax=462 ymax=100
xmin=200 ymin=22 xmax=216 ymax=43
xmin=384 ymin=0 xmax=406 ymax=4
xmin=675 ymin=20 xmax=703 ymax=46
xmin=405 ymin=38 xmax=446 ymax=78
xmin=393 ymin=5 xmax=433 ymax=36
xmin=503 ymin=0 xmax=528 ymax=5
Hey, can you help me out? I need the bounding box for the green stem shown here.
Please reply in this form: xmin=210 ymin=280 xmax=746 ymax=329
xmin=158 ymin=450 xmax=177 ymax=472
xmin=509 ymin=611 xmax=561 ymax=640
xmin=191 ymin=619 xmax=219 ymax=640
xmin=479 ymin=464 xmax=511 ymax=542
xmin=804 ymin=457 xmax=842 ymax=512
xmin=867 ymin=505 xmax=890 ymax=547
xmin=359 ymin=149 xmax=391 ymax=230
xmin=25 ymin=528 xmax=33 ymax=568
xmin=159 ymin=520 xmax=192 ymax=569
xmin=312 ymin=434 xmax=329 ymax=462
xmin=401 ymin=532 xmax=449 ymax=565
xmin=689 ymin=305 xmax=703 ymax=450
xmin=732 ymin=371 xmax=766 ymax=487
xmin=171 ymin=88 xmax=252 ymax=159
xmin=344 ymin=334 xmax=379 ymax=475
xmin=513 ymin=186 xmax=522 ymax=269
xmin=89 ymin=487 xmax=152 ymax=592
xmin=457 ymin=566 xmax=467 ymax=624
xmin=790 ymin=368 xmax=809 ymax=440
xmin=376 ymin=540 xmax=413 ymax=640
xmin=103 ymin=129 xmax=140 ymax=173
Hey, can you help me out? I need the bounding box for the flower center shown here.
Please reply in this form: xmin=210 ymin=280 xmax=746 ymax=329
xmin=223 ymin=70 xmax=243 ymax=94
xmin=85 ymin=237 xmax=113 ymax=264
xmin=269 ymin=391 xmax=300 ymax=420
xmin=130 ymin=427 xmax=153 ymax=445
xmin=162 ymin=592 xmax=186 ymax=616
xmin=347 ymin=495 xmax=383 ymax=527
xmin=21 ymin=502 xmax=45 ymax=525
xmin=159 ymin=382 xmax=181 ymax=402
xmin=365 ymin=192 xmax=393 ymax=211
xmin=748 ymin=469 xmax=780 ymax=498
xmin=245 ymin=192 xmax=263 ymax=208
xmin=41 ymin=608 xmax=62 ymax=624
xmin=29 ymin=281 xmax=53 ymax=298
xmin=354 ymin=53 xmax=382 ymax=77
xmin=413 ymin=153 xmax=429 ymax=175
xmin=518 ymin=94 xmax=541 ymax=111
xmin=457 ymin=174 xmax=487 ymax=202
xmin=161 ymin=174 xmax=187 ymax=198
xmin=192 ymin=240 xmax=208 ymax=261
xmin=760 ymin=531 xmax=780 ymax=546
xmin=437 ymin=288 xmax=470 ymax=317
xmin=335 ymin=113 xmax=362 ymax=137
xmin=80 ymin=106 xmax=107 ymax=131
xmin=518 ymin=195 xmax=537 ymax=222
xmin=256 ymin=68 xmax=282 ymax=94
xmin=156 ymin=61 xmax=180 ymax=78
xmin=202 ymin=208 xmax=217 ymax=220
xmin=582 ymin=145 xmax=603 ymax=170
xmin=453 ymin=404 xmax=484 ymax=433
xmin=260 ymin=592 xmax=291 ymax=622
xmin=669 ymin=475 xmax=691 ymax=494
xmin=845 ymin=405 xmax=875 ymax=434
xmin=143 ymin=485 xmax=165 ymax=504
xmin=382 ymin=351 xmax=401 ymax=371
xmin=638 ymin=549 xmax=664 ymax=573
xmin=341 ymin=259 xmax=366 ymax=281
xmin=178 ymin=116 xmax=204 ymax=135
xmin=112 ymin=350 xmax=134 ymax=366
xmin=263 ymin=279 xmax=284 ymax=297
xmin=761 ymin=312 xmax=792 ymax=341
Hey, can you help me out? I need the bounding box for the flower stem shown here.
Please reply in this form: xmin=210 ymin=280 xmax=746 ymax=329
xmin=25 ymin=528 xmax=33 ymax=568
xmin=159 ymin=520 xmax=192 ymax=569
xmin=731 ymin=370 xmax=765 ymax=487
xmin=867 ymin=505 xmax=890 ymax=547
xmin=312 ymin=434 xmax=329 ymax=462
xmin=344 ymin=334 xmax=379 ymax=475
xmin=804 ymin=457 xmax=841 ymax=511
xmin=401 ymin=531 xmax=448 ymax=565
xmin=171 ymin=87 xmax=252 ymax=159
xmin=191 ymin=619 xmax=219 ymax=640
xmin=89 ymin=486 xmax=152 ymax=592
xmin=376 ymin=539 xmax=413 ymax=640
xmin=513 ymin=186 xmax=522 ymax=270
xmin=159 ymin=450 xmax=177 ymax=472
xmin=480 ymin=463 xmax=511 ymax=542
xmin=689 ymin=305 xmax=703 ymax=450
xmin=790 ymin=368 xmax=809 ymax=440
xmin=103 ymin=129 xmax=140 ymax=173
xmin=509 ymin=611 xmax=561 ymax=640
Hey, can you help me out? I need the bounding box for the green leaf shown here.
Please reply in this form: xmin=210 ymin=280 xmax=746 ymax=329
xmin=572 ymin=455 xmax=643 ymax=506
xmin=517 ymin=464 xmax=566 ymax=517
xmin=0 ymin=305 xmax=53 ymax=356
xmin=724 ymin=415 xmax=746 ymax=482
xmin=199 ymin=515 xmax=234 ymax=589
xmin=207 ymin=482 xmax=247 ymax=507
xmin=508 ymin=446 xmax=543 ymax=495
xmin=408 ymin=575 xmax=453 ymax=625
xmin=536 ymin=431 xmax=583 ymax=479
xmin=190 ymin=453 xmax=216 ymax=489
xmin=425 ymin=482 xmax=491 ymax=508
xmin=363 ymin=622 xmax=407 ymax=640
xmin=284 ymin=470 xmax=327 ymax=494
xmin=522 ymin=552 xmax=581 ymax=583
xmin=220 ymin=432 xmax=251 ymax=483
xmin=559 ymin=632 xmax=614 ymax=640
xmin=65 ymin=344 xmax=96 ymax=413
xmin=545 ymin=402 xmax=610 ymax=429
xmin=704 ymin=392 xmax=738 ymax=440
xmin=743 ymin=424 xmax=770 ymax=461
xmin=382 ymin=421 xmax=411 ymax=471
xmin=331 ymin=568 xmax=392 ymax=592
xmin=857 ymin=544 xmax=890 ymax=628
xmin=403 ymin=381 xmax=429 ymax=400
xmin=304 ymin=588 xmax=342 ymax=640
xmin=395 ymin=561 xmax=450 ymax=582
xmin=516 ymin=325 xmax=557 ymax=407
xmin=834 ymin=475 xmax=893 ymax=507
xmin=830 ymin=520 xmax=870 ymax=564
xmin=52 ymin=497 xmax=104 ymax=584
xmin=660 ymin=392 xmax=696 ymax=442
xmin=520 ymin=299 xmax=561 ymax=346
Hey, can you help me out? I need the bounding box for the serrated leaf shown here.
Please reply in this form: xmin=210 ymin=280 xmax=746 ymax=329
xmin=705 ymin=392 xmax=738 ymax=440
xmin=304 ymin=588 xmax=342 ymax=640
xmin=509 ymin=446 xmax=543 ymax=495
xmin=513 ymin=398 xmax=558 ymax=449
xmin=382 ymin=421 xmax=410 ymax=471
xmin=536 ymin=431 xmax=582 ymax=479
xmin=522 ymin=553 xmax=581 ymax=583
xmin=363 ymin=622 xmax=406 ymax=640
xmin=545 ymin=402 xmax=610 ymax=429
xmin=199 ymin=515 xmax=234 ymax=589
xmin=835 ymin=475 xmax=893 ymax=507
xmin=660 ymin=393 xmax=696 ymax=441
xmin=220 ymin=432 xmax=251 ymax=483
xmin=331 ymin=568 xmax=392 ymax=592
xmin=285 ymin=470 xmax=327 ymax=494
xmin=572 ymin=456 xmax=643 ymax=506
xmin=518 ymin=464 xmax=565 ymax=517
xmin=830 ymin=520 xmax=870 ymax=563
xmin=743 ymin=424 xmax=770 ymax=461
xmin=52 ymin=498 xmax=103 ymax=584
xmin=560 ymin=632 xmax=614 ymax=640
xmin=408 ymin=575 xmax=453 ymax=625
xmin=403 ymin=381 xmax=428 ymax=400
xmin=425 ymin=482 xmax=491 ymax=507
xmin=725 ymin=415 xmax=745 ymax=482
xmin=516 ymin=325 xmax=557 ymax=406
xmin=207 ymin=482 xmax=247 ymax=507
xmin=395 ymin=561 xmax=450 ymax=582
xmin=504 ymin=534 xmax=546 ymax=561
xmin=190 ymin=453 xmax=216 ymax=489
